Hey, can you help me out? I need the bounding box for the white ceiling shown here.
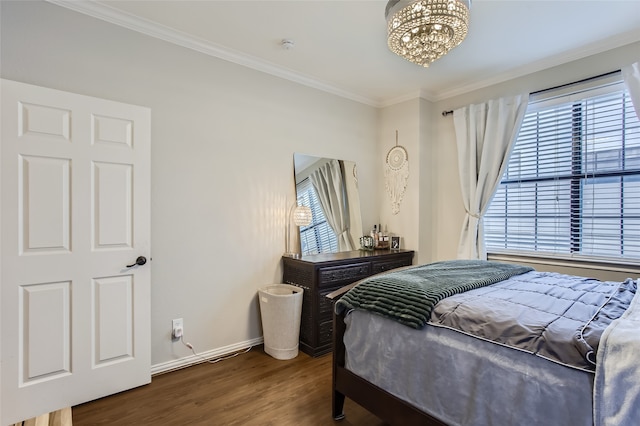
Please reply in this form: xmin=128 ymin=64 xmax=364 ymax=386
xmin=52 ymin=0 xmax=640 ymax=107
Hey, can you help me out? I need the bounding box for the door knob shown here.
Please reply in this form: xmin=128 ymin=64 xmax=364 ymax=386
xmin=126 ymin=256 xmax=147 ymax=268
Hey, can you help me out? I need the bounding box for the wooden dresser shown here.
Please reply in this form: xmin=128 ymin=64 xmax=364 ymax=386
xmin=282 ymin=249 xmax=415 ymax=357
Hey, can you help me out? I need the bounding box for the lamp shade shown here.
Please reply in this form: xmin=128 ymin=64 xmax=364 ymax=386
xmin=292 ymin=205 xmax=312 ymax=227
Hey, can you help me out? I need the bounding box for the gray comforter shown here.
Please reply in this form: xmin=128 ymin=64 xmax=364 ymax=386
xmin=344 ymin=310 xmax=595 ymax=426
xmin=431 ymin=271 xmax=636 ymax=371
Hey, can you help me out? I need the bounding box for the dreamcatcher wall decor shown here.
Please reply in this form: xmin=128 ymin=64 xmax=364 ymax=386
xmin=385 ymin=130 xmax=409 ymax=214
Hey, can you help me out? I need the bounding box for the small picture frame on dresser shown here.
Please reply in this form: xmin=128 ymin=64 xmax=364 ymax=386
xmin=391 ymin=236 xmax=401 ymax=250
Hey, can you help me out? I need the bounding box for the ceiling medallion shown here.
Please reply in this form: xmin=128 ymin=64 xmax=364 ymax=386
xmin=385 ymin=0 xmax=470 ymax=67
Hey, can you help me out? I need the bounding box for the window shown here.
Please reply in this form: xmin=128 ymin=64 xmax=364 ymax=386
xmin=296 ymin=178 xmax=338 ymax=255
xmin=485 ymin=74 xmax=640 ymax=263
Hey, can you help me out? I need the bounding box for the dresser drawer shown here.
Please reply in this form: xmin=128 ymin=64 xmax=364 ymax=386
xmin=372 ymin=257 xmax=413 ymax=274
xmin=318 ymin=318 xmax=333 ymax=347
xmin=319 ymin=286 xmax=342 ymax=319
xmin=317 ymin=262 xmax=371 ymax=288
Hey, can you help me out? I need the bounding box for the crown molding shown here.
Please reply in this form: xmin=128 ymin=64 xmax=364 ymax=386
xmin=432 ymin=30 xmax=640 ymax=102
xmin=46 ymin=0 xmax=382 ymax=107
xmin=44 ymin=1 xmax=640 ymax=110
xmin=377 ymin=89 xmax=437 ymax=108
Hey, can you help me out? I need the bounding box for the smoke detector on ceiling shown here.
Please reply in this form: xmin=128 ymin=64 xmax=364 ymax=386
xmin=281 ymin=39 xmax=295 ymax=50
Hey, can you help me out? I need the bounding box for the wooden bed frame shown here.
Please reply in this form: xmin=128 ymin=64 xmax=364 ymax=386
xmin=327 ymin=284 xmax=447 ymax=426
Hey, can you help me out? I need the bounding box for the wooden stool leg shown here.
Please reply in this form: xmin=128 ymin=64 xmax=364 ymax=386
xmin=35 ymin=413 xmax=50 ymax=426
xmin=50 ymin=408 xmax=72 ymax=426
xmin=18 ymin=407 xmax=72 ymax=426
xmin=22 ymin=413 xmax=49 ymax=426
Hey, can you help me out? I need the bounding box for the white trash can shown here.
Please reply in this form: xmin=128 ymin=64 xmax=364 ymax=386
xmin=258 ymin=284 xmax=304 ymax=360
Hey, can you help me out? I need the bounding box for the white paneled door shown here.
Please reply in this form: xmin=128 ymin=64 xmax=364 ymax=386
xmin=1 ymin=79 xmax=151 ymax=425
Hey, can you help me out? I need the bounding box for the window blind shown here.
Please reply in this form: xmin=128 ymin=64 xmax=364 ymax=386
xmin=296 ymin=178 xmax=338 ymax=255
xmin=485 ymin=74 xmax=640 ymax=263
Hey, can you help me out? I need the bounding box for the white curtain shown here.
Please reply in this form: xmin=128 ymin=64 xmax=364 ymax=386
xmin=310 ymin=159 xmax=355 ymax=251
xmin=453 ymin=94 xmax=528 ymax=260
xmin=623 ymin=61 xmax=640 ymax=120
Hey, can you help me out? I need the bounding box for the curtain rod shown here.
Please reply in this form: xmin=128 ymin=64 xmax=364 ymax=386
xmin=530 ymin=69 xmax=620 ymax=96
xmin=440 ymin=69 xmax=621 ymax=117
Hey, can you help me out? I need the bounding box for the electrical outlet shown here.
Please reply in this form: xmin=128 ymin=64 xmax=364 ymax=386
xmin=172 ymin=318 xmax=183 ymax=340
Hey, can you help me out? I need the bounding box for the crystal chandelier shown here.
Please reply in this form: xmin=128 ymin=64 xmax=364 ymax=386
xmin=385 ymin=0 xmax=470 ymax=67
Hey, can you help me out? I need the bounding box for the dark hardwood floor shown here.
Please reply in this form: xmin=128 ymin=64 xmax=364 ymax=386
xmin=72 ymin=346 xmax=387 ymax=426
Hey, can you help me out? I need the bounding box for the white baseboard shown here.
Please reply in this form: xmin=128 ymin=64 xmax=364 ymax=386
xmin=151 ymin=337 xmax=264 ymax=376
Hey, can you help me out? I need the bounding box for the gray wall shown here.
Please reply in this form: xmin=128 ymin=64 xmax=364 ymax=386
xmin=1 ymin=0 xmax=381 ymax=369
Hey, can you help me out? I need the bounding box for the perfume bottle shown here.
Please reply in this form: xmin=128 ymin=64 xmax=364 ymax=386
xmin=382 ymin=225 xmax=390 ymax=249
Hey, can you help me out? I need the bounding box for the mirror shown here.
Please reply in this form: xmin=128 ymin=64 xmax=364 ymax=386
xmin=293 ymin=153 xmax=363 ymax=255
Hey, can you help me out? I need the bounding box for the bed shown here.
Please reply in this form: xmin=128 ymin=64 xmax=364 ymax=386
xmin=326 ymin=260 xmax=640 ymax=426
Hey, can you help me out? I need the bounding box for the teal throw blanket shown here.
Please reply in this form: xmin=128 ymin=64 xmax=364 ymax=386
xmin=335 ymin=260 xmax=533 ymax=329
